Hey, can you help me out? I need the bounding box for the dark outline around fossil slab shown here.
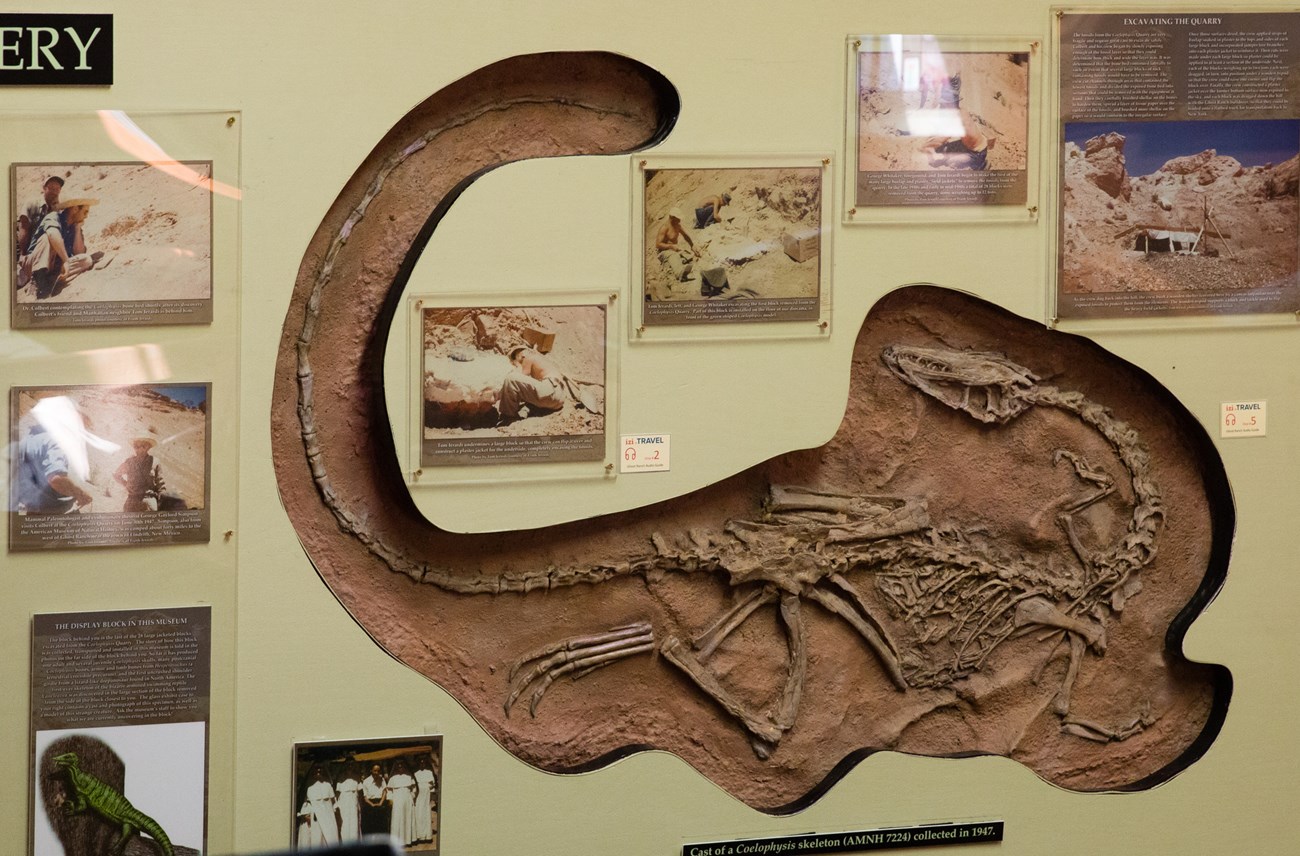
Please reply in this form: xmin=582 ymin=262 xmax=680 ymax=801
xmin=272 ymin=52 xmax=1232 ymax=812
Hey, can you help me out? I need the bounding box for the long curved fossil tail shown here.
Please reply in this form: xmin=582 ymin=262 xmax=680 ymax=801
xmin=281 ymin=52 xmax=680 ymax=592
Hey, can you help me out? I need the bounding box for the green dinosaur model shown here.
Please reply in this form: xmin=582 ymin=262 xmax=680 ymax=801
xmin=52 ymin=751 xmax=174 ymax=856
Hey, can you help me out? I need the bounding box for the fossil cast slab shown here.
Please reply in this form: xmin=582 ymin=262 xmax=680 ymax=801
xmin=270 ymin=53 xmax=1231 ymax=812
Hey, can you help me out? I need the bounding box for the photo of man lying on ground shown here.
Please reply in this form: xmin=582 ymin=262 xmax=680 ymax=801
xmin=419 ymin=304 xmax=606 ymax=467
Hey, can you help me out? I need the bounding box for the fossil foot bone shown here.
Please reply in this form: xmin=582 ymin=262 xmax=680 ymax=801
xmin=505 ymin=622 xmax=655 ymax=717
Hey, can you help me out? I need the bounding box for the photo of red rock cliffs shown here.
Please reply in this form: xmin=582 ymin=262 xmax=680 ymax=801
xmin=1061 ymin=120 xmax=1299 ymax=296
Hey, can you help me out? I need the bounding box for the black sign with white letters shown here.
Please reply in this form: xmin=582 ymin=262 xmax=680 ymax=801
xmin=683 ymin=822 xmax=1005 ymax=856
xmin=0 ymin=14 xmax=112 ymax=85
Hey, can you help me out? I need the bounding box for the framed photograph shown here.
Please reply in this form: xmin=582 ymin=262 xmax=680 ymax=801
xmin=632 ymin=155 xmax=832 ymax=339
xmin=845 ymin=34 xmax=1039 ymax=223
xmin=9 ymin=383 xmax=212 ymax=550
xmin=11 ymin=161 xmax=214 ymax=328
xmin=31 ymin=607 xmax=211 ymax=856
xmin=291 ymin=736 xmax=443 ymax=854
xmin=1053 ymin=11 xmax=1300 ymax=321
xmin=1060 ymin=119 xmax=1300 ymax=314
xmin=410 ymin=297 xmax=611 ymax=474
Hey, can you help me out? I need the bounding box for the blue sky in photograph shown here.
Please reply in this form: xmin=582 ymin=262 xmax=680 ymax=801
xmin=1064 ymin=119 xmax=1300 ymax=177
xmin=150 ymin=384 xmax=207 ymax=408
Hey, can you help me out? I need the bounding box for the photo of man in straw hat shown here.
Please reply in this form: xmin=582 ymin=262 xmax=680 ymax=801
xmin=9 ymin=383 xmax=210 ymax=550
xmin=114 ymin=434 xmax=165 ymax=512
xmin=11 ymin=161 xmax=215 ymax=326
xmin=20 ymin=196 xmax=99 ymax=300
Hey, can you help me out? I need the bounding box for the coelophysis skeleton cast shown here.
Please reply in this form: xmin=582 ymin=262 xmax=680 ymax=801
xmin=506 ymin=345 xmax=1164 ymax=758
xmin=272 ymin=52 xmax=1231 ymax=810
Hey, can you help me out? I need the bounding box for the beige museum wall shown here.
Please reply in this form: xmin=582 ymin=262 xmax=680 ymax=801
xmin=2 ymin=1 xmax=1297 ymax=854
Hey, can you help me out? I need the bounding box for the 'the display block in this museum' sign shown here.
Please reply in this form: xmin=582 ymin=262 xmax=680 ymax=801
xmin=0 ymin=14 xmax=111 ymax=85
xmin=684 ymin=821 xmax=1004 ymax=855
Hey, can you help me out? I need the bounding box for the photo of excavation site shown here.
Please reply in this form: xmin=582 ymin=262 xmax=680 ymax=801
xmin=12 ymin=161 xmax=213 ymax=327
xmin=1060 ymin=120 xmax=1300 ymax=316
xmin=855 ymin=45 xmax=1029 ymax=206
xmin=641 ymin=165 xmax=823 ymax=323
xmin=9 ymin=383 xmax=211 ymax=549
xmin=420 ymin=305 xmax=606 ymax=467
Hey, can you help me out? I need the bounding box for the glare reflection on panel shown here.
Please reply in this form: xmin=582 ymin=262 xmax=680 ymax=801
xmin=84 ymin=343 xmax=172 ymax=386
xmin=29 ymin=395 xmax=121 ymax=485
xmin=96 ymin=110 xmax=241 ymax=200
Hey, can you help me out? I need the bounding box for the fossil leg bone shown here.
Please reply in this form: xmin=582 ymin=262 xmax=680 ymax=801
xmin=772 ymin=594 xmax=807 ymax=734
xmin=805 ymin=586 xmax=906 ymax=690
xmin=661 ymin=589 xmax=811 ymax=756
xmin=694 ymin=586 xmax=781 ymax=659
xmin=750 ymin=593 xmax=809 ymax=760
xmin=1014 ymin=596 xmax=1104 ymax=717
xmin=1051 ymin=634 xmax=1087 ymax=716
xmin=662 ymin=636 xmax=785 ymax=746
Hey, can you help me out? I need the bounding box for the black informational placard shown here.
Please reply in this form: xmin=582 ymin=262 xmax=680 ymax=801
xmin=0 ymin=14 xmax=112 ymax=85
xmin=684 ymin=822 xmax=1005 ymax=855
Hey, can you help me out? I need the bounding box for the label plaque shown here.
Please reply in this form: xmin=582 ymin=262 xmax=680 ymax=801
xmin=684 ymin=821 xmax=1005 ymax=855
